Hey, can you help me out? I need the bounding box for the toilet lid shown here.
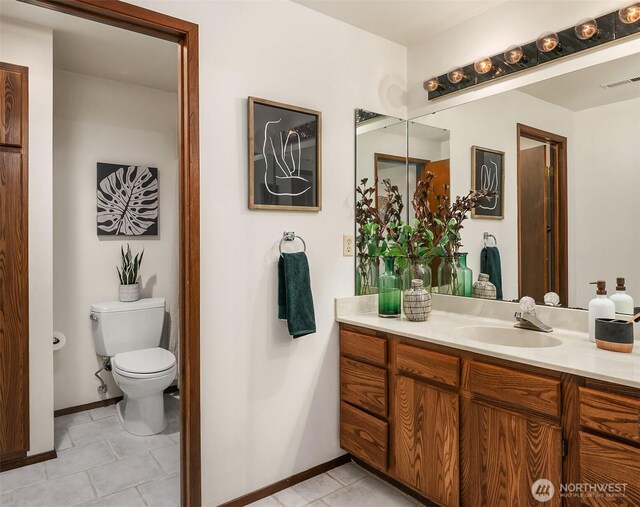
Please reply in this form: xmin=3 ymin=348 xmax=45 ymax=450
xmin=113 ymin=347 xmax=176 ymax=374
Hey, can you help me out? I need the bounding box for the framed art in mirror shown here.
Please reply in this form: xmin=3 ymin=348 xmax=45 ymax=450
xmin=471 ymin=146 xmax=504 ymax=219
xmin=248 ymin=97 xmax=322 ymax=211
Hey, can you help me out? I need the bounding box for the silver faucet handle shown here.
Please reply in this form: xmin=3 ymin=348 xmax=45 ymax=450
xmin=519 ymin=296 xmax=537 ymax=315
xmin=544 ymin=292 xmax=561 ymax=307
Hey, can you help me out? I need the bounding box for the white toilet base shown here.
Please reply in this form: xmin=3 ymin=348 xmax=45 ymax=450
xmin=116 ymin=396 xmax=167 ymax=436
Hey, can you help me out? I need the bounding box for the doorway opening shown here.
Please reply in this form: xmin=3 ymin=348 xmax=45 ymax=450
xmin=4 ymin=0 xmax=200 ymax=504
xmin=517 ymin=124 xmax=568 ymax=306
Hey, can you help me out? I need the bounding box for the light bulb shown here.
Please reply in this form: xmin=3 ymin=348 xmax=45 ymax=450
xmin=447 ymin=67 xmax=465 ymax=84
xmin=575 ymin=18 xmax=598 ymax=40
xmin=536 ymin=32 xmax=560 ymax=53
xmin=619 ymin=3 xmax=640 ymax=24
xmin=473 ymin=57 xmax=493 ymax=75
xmin=504 ymin=45 xmax=524 ymax=64
xmin=423 ymin=77 xmax=440 ymax=92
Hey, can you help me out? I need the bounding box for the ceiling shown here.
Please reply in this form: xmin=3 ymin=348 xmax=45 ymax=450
xmin=293 ymin=0 xmax=507 ymax=47
xmin=520 ymin=52 xmax=640 ymax=111
xmin=0 ymin=0 xmax=178 ymax=92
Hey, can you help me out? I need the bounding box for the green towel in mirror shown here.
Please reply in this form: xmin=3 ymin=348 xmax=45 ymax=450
xmin=278 ymin=252 xmax=316 ymax=339
xmin=481 ymin=246 xmax=503 ymax=300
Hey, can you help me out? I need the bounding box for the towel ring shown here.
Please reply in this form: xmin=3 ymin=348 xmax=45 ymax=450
xmin=483 ymin=232 xmax=497 ymax=247
xmin=279 ymin=231 xmax=306 ymax=256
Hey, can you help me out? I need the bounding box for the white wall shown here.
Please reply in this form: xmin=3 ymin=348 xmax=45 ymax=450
xmin=52 ymin=70 xmax=179 ymax=410
xmin=416 ymin=90 xmax=575 ymax=301
xmin=573 ymin=97 xmax=640 ymax=308
xmin=0 ymin=18 xmax=54 ymax=455
xmin=407 ymin=0 xmax=623 ymax=117
xmin=125 ymin=1 xmax=406 ymax=504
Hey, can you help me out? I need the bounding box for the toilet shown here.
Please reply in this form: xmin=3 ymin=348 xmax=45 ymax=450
xmin=90 ymin=297 xmax=176 ymax=436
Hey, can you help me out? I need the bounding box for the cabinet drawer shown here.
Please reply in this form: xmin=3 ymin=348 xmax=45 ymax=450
xmin=341 ymin=329 xmax=386 ymax=366
xmin=462 ymin=361 xmax=560 ymax=418
xmin=341 ymin=357 xmax=387 ymax=417
xmin=396 ymin=343 xmax=459 ymax=387
xmin=340 ymin=401 xmax=388 ymax=471
xmin=580 ymin=387 xmax=640 ymax=443
xmin=580 ymin=432 xmax=640 ymax=506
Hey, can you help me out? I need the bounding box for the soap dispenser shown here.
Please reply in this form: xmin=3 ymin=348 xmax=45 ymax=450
xmin=588 ymin=281 xmax=616 ymax=343
xmin=609 ymin=277 xmax=634 ymax=315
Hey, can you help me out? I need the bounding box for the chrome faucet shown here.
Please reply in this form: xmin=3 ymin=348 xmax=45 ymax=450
xmin=514 ymin=296 xmax=553 ymax=333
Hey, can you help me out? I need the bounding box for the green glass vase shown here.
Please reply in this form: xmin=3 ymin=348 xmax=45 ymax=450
xmin=378 ymin=256 xmax=401 ymax=318
xmin=457 ymin=252 xmax=473 ymax=297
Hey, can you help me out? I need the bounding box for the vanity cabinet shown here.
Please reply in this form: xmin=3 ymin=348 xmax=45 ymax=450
xmin=339 ymin=327 xmax=389 ymax=472
xmin=460 ymin=361 xmax=562 ymax=507
xmin=394 ymin=344 xmax=459 ymax=506
xmin=338 ymin=324 xmax=640 ymax=506
xmin=578 ymin=385 xmax=640 ymax=506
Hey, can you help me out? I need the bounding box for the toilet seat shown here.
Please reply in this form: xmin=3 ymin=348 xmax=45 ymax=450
xmin=113 ymin=347 xmax=176 ymax=378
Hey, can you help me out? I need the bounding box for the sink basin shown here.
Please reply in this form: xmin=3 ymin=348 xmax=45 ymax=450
xmin=455 ymin=326 xmax=563 ymax=348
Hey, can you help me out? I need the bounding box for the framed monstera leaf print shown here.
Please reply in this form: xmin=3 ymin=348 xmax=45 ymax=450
xmin=96 ymin=163 xmax=159 ymax=236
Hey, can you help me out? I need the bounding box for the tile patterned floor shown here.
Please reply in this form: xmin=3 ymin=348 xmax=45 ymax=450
xmin=0 ymin=394 xmax=180 ymax=507
xmin=248 ymin=462 xmax=426 ymax=507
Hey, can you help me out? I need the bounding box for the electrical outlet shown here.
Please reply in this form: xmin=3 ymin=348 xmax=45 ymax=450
xmin=343 ymin=235 xmax=354 ymax=256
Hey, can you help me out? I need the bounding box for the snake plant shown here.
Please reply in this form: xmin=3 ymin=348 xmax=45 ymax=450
xmin=117 ymin=244 xmax=144 ymax=285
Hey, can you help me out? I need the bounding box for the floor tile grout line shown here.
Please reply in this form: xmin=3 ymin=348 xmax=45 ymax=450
xmin=84 ymin=469 xmax=100 ymax=502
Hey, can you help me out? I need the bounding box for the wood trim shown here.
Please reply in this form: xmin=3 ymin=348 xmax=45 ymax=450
xmin=248 ymin=96 xmax=322 ymax=211
xmin=54 ymin=396 xmax=123 ymax=418
xmin=19 ymin=1 xmax=201 ymax=504
xmin=0 ymin=61 xmax=30 ymax=459
xmin=516 ymin=123 xmax=568 ymax=306
xmin=219 ymin=454 xmax=351 ymax=507
xmin=0 ymin=450 xmax=56 ymax=473
xmin=373 ymin=152 xmax=430 ymax=213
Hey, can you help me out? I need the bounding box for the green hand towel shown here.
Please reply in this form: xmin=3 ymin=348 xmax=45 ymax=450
xmin=481 ymin=246 xmax=503 ymax=300
xmin=278 ymin=252 xmax=316 ymax=338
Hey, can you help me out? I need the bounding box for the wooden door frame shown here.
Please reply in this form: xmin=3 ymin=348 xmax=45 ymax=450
xmin=516 ymin=123 xmax=568 ymax=307
xmin=18 ymin=1 xmax=201 ymax=504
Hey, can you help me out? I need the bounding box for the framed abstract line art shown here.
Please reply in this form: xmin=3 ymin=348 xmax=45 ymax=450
xmin=248 ymin=97 xmax=322 ymax=211
xmin=471 ymin=146 xmax=504 ymax=219
xmin=97 ymin=162 xmax=159 ymax=235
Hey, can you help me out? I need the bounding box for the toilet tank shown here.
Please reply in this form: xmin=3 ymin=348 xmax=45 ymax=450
xmin=90 ymin=298 xmax=165 ymax=357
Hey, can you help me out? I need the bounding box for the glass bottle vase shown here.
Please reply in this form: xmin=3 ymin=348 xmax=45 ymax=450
xmin=401 ymin=258 xmax=432 ymax=293
xmin=437 ymin=255 xmax=462 ymax=295
xmin=378 ymin=256 xmax=401 ymax=318
xmin=457 ymin=252 xmax=473 ymax=297
xmin=356 ymin=257 xmax=379 ymax=295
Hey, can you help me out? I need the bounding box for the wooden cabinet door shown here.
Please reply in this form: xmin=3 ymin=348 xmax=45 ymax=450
xmin=0 ymin=62 xmax=29 ymax=459
xmin=461 ymin=398 xmax=562 ymax=507
xmin=395 ymin=375 xmax=459 ymax=507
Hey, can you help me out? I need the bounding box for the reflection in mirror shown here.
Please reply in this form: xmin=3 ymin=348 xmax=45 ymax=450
xmin=355 ymin=110 xmax=453 ymax=296
xmin=411 ymin=51 xmax=640 ymax=311
xmin=355 ymin=110 xmax=405 ymax=295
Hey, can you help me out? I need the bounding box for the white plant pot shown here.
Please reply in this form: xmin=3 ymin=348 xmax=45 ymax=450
xmin=119 ymin=283 xmax=140 ymax=302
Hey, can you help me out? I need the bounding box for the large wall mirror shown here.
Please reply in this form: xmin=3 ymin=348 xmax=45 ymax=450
xmin=355 ymin=50 xmax=639 ymax=311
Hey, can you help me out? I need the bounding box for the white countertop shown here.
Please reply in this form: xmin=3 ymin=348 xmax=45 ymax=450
xmin=337 ymin=310 xmax=640 ymax=389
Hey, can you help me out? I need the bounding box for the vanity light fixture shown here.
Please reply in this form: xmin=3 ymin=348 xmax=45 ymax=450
xmin=473 ymin=57 xmax=493 ymax=75
xmin=423 ymin=77 xmax=441 ymax=92
xmin=536 ymin=32 xmax=560 ymax=52
xmin=575 ymin=18 xmax=599 ymax=40
xmin=618 ymin=3 xmax=640 ymax=24
xmin=503 ymin=45 xmax=524 ymax=64
xmin=447 ymin=67 xmax=467 ymax=84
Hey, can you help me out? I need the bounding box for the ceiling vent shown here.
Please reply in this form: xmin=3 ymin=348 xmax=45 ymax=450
xmin=599 ymin=76 xmax=640 ymax=89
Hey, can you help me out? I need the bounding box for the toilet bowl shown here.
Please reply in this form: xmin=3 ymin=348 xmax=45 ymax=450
xmin=90 ymin=298 xmax=176 ymax=436
xmin=112 ymin=347 xmax=177 ymax=435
